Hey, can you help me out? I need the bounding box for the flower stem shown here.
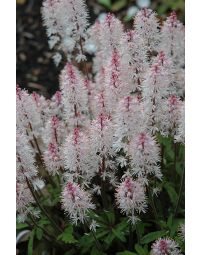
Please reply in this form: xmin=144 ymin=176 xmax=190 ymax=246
xmin=147 ymin=185 xmax=159 ymax=226
xmin=27 ymin=216 xmax=68 ymax=250
xmin=26 ymin=178 xmax=63 ymax=234
xmin=135 ymin=223 xmax=141 ymax=244
xmin=85 ymin=220 xmax=103 ymax=251
xmin=174 ymin=167 xmax=185 ymax=217
xmin=29 ymin=213 xmax=57 ymax=240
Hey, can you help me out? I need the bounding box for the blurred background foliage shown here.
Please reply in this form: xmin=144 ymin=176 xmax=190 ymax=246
xmin=16 ymin=0 xmax=184 ymax=97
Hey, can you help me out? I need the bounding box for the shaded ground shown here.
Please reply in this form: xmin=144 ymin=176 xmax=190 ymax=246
xmin=17 ymin=0 xmax=61 ymax=97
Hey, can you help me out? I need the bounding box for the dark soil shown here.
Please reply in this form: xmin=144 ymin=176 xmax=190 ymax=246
xmin=17 ymin=0 xmax=61 ymax=98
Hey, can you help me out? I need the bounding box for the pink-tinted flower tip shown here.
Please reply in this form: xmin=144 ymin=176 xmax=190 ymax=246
xmin=66 ymin=63 xmax=76 ymax=81
xmin=105 ymin=13 xmax=114 ymax=26
xmin=157 ymin=51 xmax=166 ymax=65
xmin=48 ymin=143 xmax=59 ymax=161
xmin=55 ymin=91 xmax=62 ymax=105
xmin=16 ymin=84 xmax=22 ymax=98
xmin=168 ymin=95 xmax=178 ymax=106
xmin=169 ymin=11 xmax=177 ymax=27
xmin=51 ymin=116 xmax=60 ymax=128
xmin=136 ymin=133 xmax=149 ymax=150
xmin=98 ymin=113 xmax=108 ymax=131
xmin=73 ymin=127 xmax=80 ymax=145
xmin=124 ymin=96 xmax=132 ymax=111
xmin=141 ymin=8 xmax=151 ymax=18
xmin=151 ymin=63 xmax=161 ymax=76
xmin=126 ymin=30 xmax=135 ymax=42
xmin=32 ymin=92 xmax=40 ymax=105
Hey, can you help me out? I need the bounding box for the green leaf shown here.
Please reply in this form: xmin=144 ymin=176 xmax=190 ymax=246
xmin=35 ymin=227 xmax=43 ymax=240
xmin=95 ymin=229 xmax=110 ymax=239
xmin=16 ymin=223 xmax=29 ymax=230
xmin=136 ymin=221 xmax=145 ymax=237
xmin=111 ymin=0 xmax=127 ymax=12
xmin=104 ymin=210 xmax=115 ymax=224
xmin=112 ymin=228 xmax=126 ymax=242
xmin=38 ymin=217 xmax=50 ymax=226
xmin=91 ymin=246 xmax=106 ymax=255
xmin=103 ymin=232 xmax=115 ymax=245
xmin=116 ymin=251 xmax=137 ymax=255
xmin=167 ymin=214 xmax=173 ymax=228
xmin=28 ymin=229 xmax=35 ymax=255
xmin=115 ymin=218 xmax=129 ymax=232
xmin=158 ymin=220 xmax=167 ymax=229
xmin=170 ymin=219 xmax=184 ymax=237
xmin=134 ymin=244 xmax=147 ymax=255
xmin=98 ymin=0 xmax=111 ymax=9
xmin=57 ymin=225 xmax=77 ymax=244
xmin=79 ymin=234 xmax=94 ymax=251
xmin=164 ymin=182 xmax=178 ymax=206
xmin=141 ymin=230 xmax=166 ymax=244
xmin=64 ymin=249 xmax=76 ymax=255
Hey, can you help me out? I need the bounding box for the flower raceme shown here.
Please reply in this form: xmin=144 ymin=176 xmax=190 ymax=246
xmin=60 ymin=63 xmax=88 ymax=128
xmin=151 ymin=238 xmax=182 ymax=255
xmin=63 ymin=127 xmax=97 ymax=183
xmin=130 ymin=132 xmax=162 ymax=184
xmin=16 ymin=2 xmax=185 ymax=231
xmin=41 ymin=0 xmax=89 ymax=63
xmin=115 ymin=176 xmax=147 ymax=224
xmin=16 ymin=181 xmax=35 ymax=222
xmin=61 ymin=181 xmax=95 ymax=225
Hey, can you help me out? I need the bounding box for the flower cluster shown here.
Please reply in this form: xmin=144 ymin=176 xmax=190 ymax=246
xmin=41 ymin=0 xmax=89 ymax=64
xmin=16 ymin=1 xmax=184 ymax=233
xmin=61 ymin=181 xmax=95 ymax=225
xmin=115 ymin=175 xmax=147 ymax=224
xmin=151 ymin=238 xmax=182 ymax=255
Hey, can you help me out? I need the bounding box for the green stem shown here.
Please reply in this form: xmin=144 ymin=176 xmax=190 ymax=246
xmin=29 ymin=213 xmax=57 ymax=240
xmin=174 ymin=142 xmax=178 ymax=174
xmin=161 ymin=143 xmax=164 ymax=170
xmin=101 ymin=179 xmax=108 ymax=210
xmin=26 ymin=178 xmax=63 ymax=234
xmin=147 ymin=186 xmax=159 ymax=225
xmin=85 ymin=220 xmax=103 ymax=251
xmin=135 ymin=223 xmax=141 ymax=244
xmin=27 ymin=217 xmax=68 ymax=251
xmin=174 ymin=168 xmax=185 ymax=217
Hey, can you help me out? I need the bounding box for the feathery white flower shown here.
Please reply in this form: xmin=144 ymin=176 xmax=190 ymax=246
xmin=89 ymin=220 xmax=99 ymax=232
xmin=60 ymin=63 xmax=88 ymax=128
xmin=134 ymin=8 xmax=160 ymax=51
xmin=63 ymin=127 xmax=97 ymax=182
xmin=88 ymin=14 xmax=123 ymax=72
xmin=43 ymin=115 xmax=65 ymax=145
xmin=104 ymin=50 xmax=131 ymax=115
xmin=115 ymin=175 xmax=147 ymax=224
xmin=120 ymin=30 xmax=148 ymax=91
xmin=174 ymin=103 xmax=185 ymax=144
xmin=151 ymin=238 xmax=182 ymax=255
xmin=16 ymin=181 xmax=34 ymax=222
xmin=16 ymin=129 xmax=38 ymax=181
xmin=130 ymin=132 xmax=161 ymax=184
xmin=16 ymin=85 xmax=42 ymax=138
xmin=43 ymin=142 xmax=64 ymax=175
xmin=142 ymin=52 xmax=173 ymax=134
xmin=113 ymin=95 xmax=144 ymax=153
xmin=41 ymin=0 xmax=89 ymax=61
xmin=160 ymin=11 xmax=185 ymax=67
xmin=159 ymin=95 xmax=183 ymax=137
xmin=61 ymin=181 xmax=95 ymax=225
xmin=178 ymin=223 xmax=185 ymax=241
